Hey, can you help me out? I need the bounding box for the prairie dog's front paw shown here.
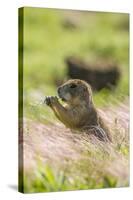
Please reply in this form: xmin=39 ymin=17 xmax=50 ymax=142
xmin=44 ymin=96 xmax=52 ymax=106
xmin=50 ymin=96 xmax=58 ymax=104
xmin=44 ymin=96 xmax=58 ymax=106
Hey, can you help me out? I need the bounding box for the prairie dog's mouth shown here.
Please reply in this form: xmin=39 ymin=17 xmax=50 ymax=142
xmin=61 ymin=97 xmax=67 ymax=102
xmin=58 ymin=92 xmax=71 ymax=102
xmin=58 ymin=94 xmax=67 ymax=102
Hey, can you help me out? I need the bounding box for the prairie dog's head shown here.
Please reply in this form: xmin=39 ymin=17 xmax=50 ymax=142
xmin=57 ymin=79 xmax=93 ymax=105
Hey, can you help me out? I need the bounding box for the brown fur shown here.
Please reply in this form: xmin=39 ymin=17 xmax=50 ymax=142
xmin=45 ymin=79 xmax=112 ymax=142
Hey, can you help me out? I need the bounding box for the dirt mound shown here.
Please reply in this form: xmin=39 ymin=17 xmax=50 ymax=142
xmin=65 ymin=56 xmax=121 ymax=91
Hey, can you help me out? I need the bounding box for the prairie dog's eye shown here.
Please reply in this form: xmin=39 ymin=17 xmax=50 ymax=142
xmin=70 ymin=84 xmax=77 ymax=89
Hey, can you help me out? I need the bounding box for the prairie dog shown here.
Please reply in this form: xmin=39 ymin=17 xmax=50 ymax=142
xmin=45 ymin=79 xmax=111 ymax=142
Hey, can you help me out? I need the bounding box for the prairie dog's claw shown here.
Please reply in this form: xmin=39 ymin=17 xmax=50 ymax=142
xmin=44 ymin=96 xmax=51 ymax=106
xmin=44 ymin=96 xmax=58 ymax=106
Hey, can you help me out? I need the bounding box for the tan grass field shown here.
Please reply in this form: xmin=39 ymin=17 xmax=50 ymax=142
xmin=21 ymin=101 xmax=129 ymax=192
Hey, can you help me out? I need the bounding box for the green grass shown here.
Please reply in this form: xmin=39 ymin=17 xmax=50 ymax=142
xmin=22 ymin=7 xmax=129 ymax=121
xmin=24 ymin=164 xmax=120 ymax=193
xmin=20 ymin=7 xmax=129 ymax=193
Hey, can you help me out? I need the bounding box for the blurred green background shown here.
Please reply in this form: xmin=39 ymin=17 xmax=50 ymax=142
xmin=20 ymin=7 xmax=129 ymax=193
xmin=22 ymin=7 xmax=129 ymax=122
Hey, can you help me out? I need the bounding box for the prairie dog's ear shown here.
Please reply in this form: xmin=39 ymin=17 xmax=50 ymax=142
xmin=83 ymin=86 xmax=88 ymax=92
xmin=88 ymin=84 xmax=92 ymax=93
xmin=81 ymin=84 xmax=88 ymax=93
